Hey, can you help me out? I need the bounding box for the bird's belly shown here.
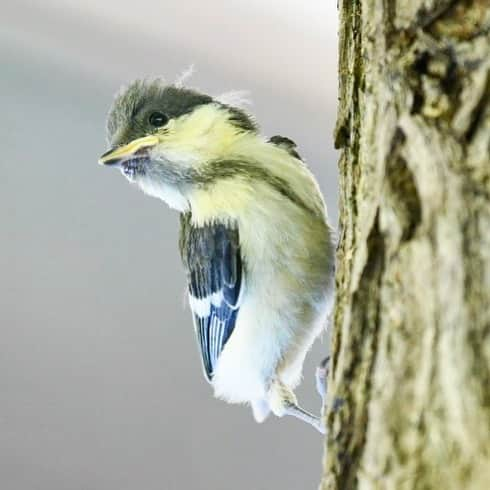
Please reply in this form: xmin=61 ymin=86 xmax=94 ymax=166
xmin=210 ymin=274 xmax=330 ymax=404
xmin=195 ymin=184 xmax=334 ymax=403
xmin=210 ymin=292 xmax=284 ymax=403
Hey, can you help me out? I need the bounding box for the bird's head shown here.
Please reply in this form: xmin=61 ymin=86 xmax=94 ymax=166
xmin=98 ymin=79 xmax=256 ymax=210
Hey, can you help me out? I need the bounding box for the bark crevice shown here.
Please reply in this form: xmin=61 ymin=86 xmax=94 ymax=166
xmin=321 ymin=1 xmax=490 ymax=489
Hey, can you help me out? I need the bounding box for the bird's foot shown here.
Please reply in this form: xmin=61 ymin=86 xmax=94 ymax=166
xmin=284 ymin=401 xmax=326 ymax=434
xmin=316 ymin=356 xmax=330 ymax=415
xmin=268 ymin=378 xmax=326 ymax=435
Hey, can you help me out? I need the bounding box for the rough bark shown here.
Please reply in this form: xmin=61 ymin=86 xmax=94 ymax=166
xmin=320 ymin=1 xmax=490 ymax=489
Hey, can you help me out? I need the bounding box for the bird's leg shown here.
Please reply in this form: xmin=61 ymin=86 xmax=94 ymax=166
xmin=268 ymin=379 xmax=326 ymax=434
xmin=283 ymin=401 xmax=326 ymax=434
xmin=315 ymin=356 xmax=330 ymax=417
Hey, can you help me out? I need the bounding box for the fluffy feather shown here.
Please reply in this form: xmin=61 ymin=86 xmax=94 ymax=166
xmin=101 ymin=80 xmax=335 ymax=430
xmin=215 ymin=90 xmax=252 ymax=110
xmin=174 ymin=65 xmax=195 ymax=88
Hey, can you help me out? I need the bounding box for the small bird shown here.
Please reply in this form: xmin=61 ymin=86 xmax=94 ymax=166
xmin=99 ymin=79 xmax=335 ymax=433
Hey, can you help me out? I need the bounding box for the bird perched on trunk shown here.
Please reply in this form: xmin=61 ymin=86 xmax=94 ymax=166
xmin=99 ymin=79 xmax=335 ymax=433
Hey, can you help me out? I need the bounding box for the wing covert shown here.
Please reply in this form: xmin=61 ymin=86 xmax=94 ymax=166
xmin=179 ymin=214 xmax=243 ymax=381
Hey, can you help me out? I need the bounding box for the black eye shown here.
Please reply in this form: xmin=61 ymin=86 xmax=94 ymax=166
xmin=149 ymin=111 xmax=169 ymax=127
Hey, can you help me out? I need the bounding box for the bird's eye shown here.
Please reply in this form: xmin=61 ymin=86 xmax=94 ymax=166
xmin=149 ymin=111 xmax=169 ymax=127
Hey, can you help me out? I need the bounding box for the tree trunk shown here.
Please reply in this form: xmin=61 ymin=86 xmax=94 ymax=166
xmin=320 ymin=1 xmax=490 ymax=489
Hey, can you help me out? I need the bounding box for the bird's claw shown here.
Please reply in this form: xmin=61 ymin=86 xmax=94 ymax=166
xmin=315 ymin=355 xmax=330 ymax=402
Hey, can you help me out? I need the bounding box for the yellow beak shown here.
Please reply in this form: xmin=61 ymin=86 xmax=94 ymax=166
xmin=98 ymin=135 xmax=159 ymax=165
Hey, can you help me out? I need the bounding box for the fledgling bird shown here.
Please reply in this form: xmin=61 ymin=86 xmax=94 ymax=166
xmin=99 ymin=79 xmax=335 ymax=433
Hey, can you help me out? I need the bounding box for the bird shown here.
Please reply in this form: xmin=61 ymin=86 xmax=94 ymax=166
xmin=98 ymin=78 xmax=335 ymax=433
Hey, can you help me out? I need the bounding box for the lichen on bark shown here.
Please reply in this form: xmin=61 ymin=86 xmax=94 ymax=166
xmin=321 ymin=1 xmax=490 ymax=489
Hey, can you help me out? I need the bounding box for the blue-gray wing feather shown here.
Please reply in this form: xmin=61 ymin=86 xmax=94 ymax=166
xmin=179 ymin=214 xmax=242 ymax=381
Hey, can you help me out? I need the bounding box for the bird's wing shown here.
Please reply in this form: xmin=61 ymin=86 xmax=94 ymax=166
xmin=179 ymin=213 xmax=243 ymax=381
xmin=268 ymin=135 xmax=302 ymax=160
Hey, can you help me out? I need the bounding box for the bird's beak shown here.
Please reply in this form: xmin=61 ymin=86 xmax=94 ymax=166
xmin=98 ymin=135 xmax=159 ymax=165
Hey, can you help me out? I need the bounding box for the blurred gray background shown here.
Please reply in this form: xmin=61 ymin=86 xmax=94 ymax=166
xmin=1 ymin=1 xmax=338 ymax=489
